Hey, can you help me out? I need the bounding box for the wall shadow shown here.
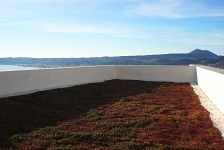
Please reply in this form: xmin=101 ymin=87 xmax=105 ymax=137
xmin=0 ymin=79 xmax=168 ymax=148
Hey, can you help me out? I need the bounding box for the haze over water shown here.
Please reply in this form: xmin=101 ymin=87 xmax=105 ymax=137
xmin=0 ymin=65 xmax=38 ymax=71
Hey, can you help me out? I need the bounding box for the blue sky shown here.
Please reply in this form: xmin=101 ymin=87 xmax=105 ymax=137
xmin=0 ymin=0 xmax=224 ymax=58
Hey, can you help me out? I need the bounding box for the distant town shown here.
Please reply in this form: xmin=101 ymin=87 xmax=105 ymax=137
xmin=0 ymin=49 xmax=224 ymax=69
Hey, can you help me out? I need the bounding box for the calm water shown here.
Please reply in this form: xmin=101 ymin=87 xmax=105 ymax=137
xmin=0 ymin=65 xmax=38 ymax=71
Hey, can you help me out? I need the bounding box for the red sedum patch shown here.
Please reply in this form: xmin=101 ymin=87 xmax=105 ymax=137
xmin=0 ymin=80 xmax=223 ymax=149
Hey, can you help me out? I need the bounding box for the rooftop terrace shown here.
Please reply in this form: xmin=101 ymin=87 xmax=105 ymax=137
xmin=0 ymin=65 xmax=224 ymax=149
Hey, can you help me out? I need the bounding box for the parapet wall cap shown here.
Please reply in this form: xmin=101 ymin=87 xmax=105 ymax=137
xmin=192 ymin=64 xmax=224 ymax=75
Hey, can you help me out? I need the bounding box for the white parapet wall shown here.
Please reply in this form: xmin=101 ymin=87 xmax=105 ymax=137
xmin=0 ymin=66 xmax=115 ymax=98
xmin=1 ymin=64 xmax=224 ymax=115
xmin=0 ymin=65 xmax=196 ymax=98
xmin=115 ymin=65 xmax=196 ymax=83
xmin=195 ymin=65 xmax=224 ymax=114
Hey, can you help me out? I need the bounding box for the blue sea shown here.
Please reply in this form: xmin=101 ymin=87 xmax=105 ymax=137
xmin=0 ymin=65 xmax=38 ymax=71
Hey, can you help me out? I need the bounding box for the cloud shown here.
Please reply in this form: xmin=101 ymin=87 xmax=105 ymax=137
xmin=211 ymin=32 xmax=224 ymax=38
xmin=44 ymin=22 xmax=224 ymax=45
xmin=2 ymin=0 xmax=224 ymax=19
xmin=4 ymin=18 xmax=190 ymax=40
xmin=2 ymin=19 xmax=152 ymax=38
xmin=42 ymin=22 xmax=154 ymax=39
xmin=127 ymin=0 xmax=224 ymax=18
xmin=180 ymin=32 xmax=224 ymax=45
xmin=128 ymin=0 xmax=183 ymax=18
xmin=0 ymin=0 xmax=116 ymax=4
xmin=44 ymin=24 xmax=110 ymax=34
xmin=183 ymin=39 xmax=224 ymax=45
xmin=37 ymin=20 xmax=190 ymax=39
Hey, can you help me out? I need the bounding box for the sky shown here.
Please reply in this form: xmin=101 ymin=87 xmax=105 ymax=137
xmin=0 ymin=0 xmax=224 ymax=58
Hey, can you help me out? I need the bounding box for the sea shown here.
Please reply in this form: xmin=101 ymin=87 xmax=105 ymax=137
xmin=0 ymin=65 xmax=39 ymax=71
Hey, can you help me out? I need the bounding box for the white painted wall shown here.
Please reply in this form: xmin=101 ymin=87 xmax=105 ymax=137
xmin=115 ymin=65 xmax=196 ymax=83
xmin=0 ymin=66 xmax=115 ymax=98
xmin=0 ymin=65 xmax=196 ymax=98
xmin=1 ymin=65 xmax=223 ymax=115
xmin=196 ymin=65 xmax=224 ymax=114
xmin=1 ymin=64 xmax=224 ymax=114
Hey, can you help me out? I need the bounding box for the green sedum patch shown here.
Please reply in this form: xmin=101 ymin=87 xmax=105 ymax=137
xmin=86 ymin=109 xmax=103 ymax=118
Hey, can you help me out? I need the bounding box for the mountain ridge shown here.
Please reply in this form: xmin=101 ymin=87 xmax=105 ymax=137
xmin=188 ymin=49 xmax=217 ymax=55
xmin=115 ymin=49 xmax=218 ymax=60
xmin=0 ymin=49 xmax=219 ymax=59
xmin=0 ymin=49 xmax=223 ymax=69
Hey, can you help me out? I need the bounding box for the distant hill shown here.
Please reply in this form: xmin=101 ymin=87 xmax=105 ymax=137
xmin=0 ymin=49 xmax=223 ymax=68
xmin=117 ymin=49 xmax=218 ymax=60
xmin=188 ymin=49 xmax=218 ymax=57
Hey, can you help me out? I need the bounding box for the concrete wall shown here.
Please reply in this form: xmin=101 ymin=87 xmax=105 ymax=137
xmin=1 ymin=64 xmax=223 ymax=114
xmin=195 ymin=65 xmax=224 ymax=114
xmin=0 ymin=65 xmax=196 ymax=98
xmin=115 ymin=65 xmax=196 ymax=83
xmin=0 ymin=66 xmax=115 ymax=98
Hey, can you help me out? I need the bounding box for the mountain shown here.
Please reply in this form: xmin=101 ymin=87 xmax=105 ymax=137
xmin=0 ymin=49 xmax=222 ymax=68
xmin=188 ymin=49 xmax=218 ymax=57
xmin=116 ymin=49 xmax=218 ymax=60
xmin=189 ymin=49 xmax=214 ymax=54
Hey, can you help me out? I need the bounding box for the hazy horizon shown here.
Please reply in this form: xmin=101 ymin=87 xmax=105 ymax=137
xmin=1 ymin=0 xmax=224 ymax=58
xmin=0 ymin=49 xmax=222 ymax=58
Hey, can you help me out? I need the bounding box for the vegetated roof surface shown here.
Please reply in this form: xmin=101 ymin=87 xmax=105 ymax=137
xmin=0 ymin=80 xmax=223 ymax=149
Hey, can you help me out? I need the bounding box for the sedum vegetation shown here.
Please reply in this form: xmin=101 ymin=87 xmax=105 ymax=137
xmin=0 ymin=80 xmax=223 ymax=149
